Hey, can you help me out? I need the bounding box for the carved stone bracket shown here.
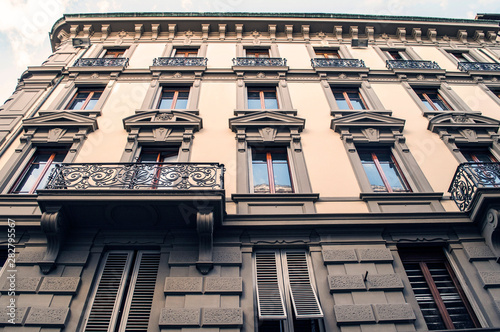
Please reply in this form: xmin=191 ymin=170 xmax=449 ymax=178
xmin=196 ymin=208 xmax=214 ymax=274
xmin=39 ymin=208 xmax=66 ymax=274
xmin=482 ymin=208 xmax=500 ymax=262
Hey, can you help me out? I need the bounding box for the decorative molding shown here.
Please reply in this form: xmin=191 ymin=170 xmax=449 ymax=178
xmin=412 ymin=28 xmax=422 ymax=42
xmin=25 ymin=307 xmax=69 ymax=327
xmin=268 ymin=24 xmax=276 ymax=40
xmin=285 ymin=25 xmax=293 ymax=41
xmin=164 ymin=277 xmax=203 ymax=293
xmin=334 ymin=304 xmax=375 ymax=324
xmin=328 ymin=275 xmax=366 ymax=292
xmin=218 ymin=24 xmax=226 ymax=40
xmin=427 ymin=28 xmax=437 ymax=43
xmin=397 ymin=27 xmax=406 ymax=42
xmin=196 ymin=208 xmax=214 ymax=274
xmin=159 ymin=308 xmax=200 ymax=326
xmin=302 ymin=25 xmax=310 ymax=40
xmin=168 ymin=24 xmax=177 ymax=40
xmin=374 ymin=304 xmax=416 ymax=322
xmin=202 ymin=24 xmax=210 ymax=40
xmin=39 ymin=208 xmax=65 ymax=274
xmin=134 ymin=24 xmax=144 ymax=40
xmin=457 ymin=29 xmax=468 ymax=43
xmin=235 ymin=24 xmax=243 ymax=40
xmin=151 ymin=23 xmax=160 ymax=40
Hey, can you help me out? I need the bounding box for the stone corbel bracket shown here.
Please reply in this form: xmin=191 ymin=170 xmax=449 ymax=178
xmin=39 ymin=207 xmax=66 ymax=274
xmin=482 ymin=208 xmax=500 ymax=261
xmin=196 ymin=208 xmax=214 ymax=274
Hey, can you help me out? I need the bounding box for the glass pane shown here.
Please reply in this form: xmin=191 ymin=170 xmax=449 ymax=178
xmin=333 ymin=92 xmax=349 ymax=109
xmin=140 ymin=153 xmax=160 ymax=162
xmin=361 ymin=163 xmax=387 ymax=192
xmin=174 ymin=91 xmax=189 ymax=109
xmin=253 ymin=163 xmax=270 ymax=193
xmin=158 ymin=91 xmax=175 ymax=109
xmin=67 ymin=98 xmax=86 ymax=110
xmin=160 ymin=152 xmax=178 ymax=163
xmin=84 ymin=99 xmax=99 ymax=110
xmin=346 ymin=92 xmax=366 ymax=110
xmin=380 ymin=163 xmax=408 ymax=192
xmin=263 ymin=91 xmax=278 ymax=109
xmin=272 ymin=163 xmax=292 ymax=193
xmin=36 ymin=164 xmax=57 ymax=192
xmin=14 ymin=164 xmax=44 ymax=193
xmin=248 ymin=91 xmax=262 ymax=109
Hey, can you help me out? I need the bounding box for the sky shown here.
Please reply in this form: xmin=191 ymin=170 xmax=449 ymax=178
xmin=0 ymin=0 xmax=499 ymax=104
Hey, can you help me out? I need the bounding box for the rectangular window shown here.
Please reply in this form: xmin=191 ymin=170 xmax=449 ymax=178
xmin=246 ymin=49 xmax=270 ymax=58
xmin=314 ymin=49 xmax=340 ymax=59
xmin=103 ymin=49 xmax=126 ymax=58
xmin=447 ymin=51 xmax=476 ymax=63
xmin=415 ymin=89 xmax=453 ymax=111
xmin=11 ymin=149 xmax=67 ymax=194
xmin=173 ymin=48 xmax=199 ymax=57
xmin=82 ymin=250 xmax=160 ymax=332
xmin=399 ymin=247 xmax=480 ymax=330
xmin=461 ymin=149 xmax=497 ymax=163
xmin=138 ymin=148 xmax=179 ymax=189
xmin=157 ymin=88 xmax=189 ymax=109
xmin=385 ymin=50 xmax=409 ymax=60
xmin=66 ymin=88 xmax=104 ymax=111
xmin=255 ymin=250 xmax=323 ymax=332
xmin=359 ymin=149 xmax=411 ymax=193
xmin=247 ymin=87 xmax=279 ymax=109
xmin=252 ymin=147 xmax=292 ymax=193
xmin=332 ymin=88 xmax=367 ymax=110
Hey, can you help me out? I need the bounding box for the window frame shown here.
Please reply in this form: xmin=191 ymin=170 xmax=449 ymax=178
xmin=331 ymin=88 xmax=368 ymax=111
xmin=172 ymin=48 xmax=199 ymax=57
xmin=65 ymin=88 xmax=104 ymax=111
xmin=247 ymin=87 xmax=280 ymax=110
xmin=314 ymin=49 xmax=340 ymax=59
xmin=156 ymin=87 xmax=190 ymax=110
xmin=236 ymin=82 xmax=296 ymax=115
xmin=102 ymin=48 xmax=127 ymax=58
xmin=246 ymin=49 xmax=271 ymax=58
xmin=250 ymin=146 xmax=294 ymax=194
xmin=414 ymin=88 xmax=454 ymax=112
xmin=325 ymin=82 xmax=389 ymax=116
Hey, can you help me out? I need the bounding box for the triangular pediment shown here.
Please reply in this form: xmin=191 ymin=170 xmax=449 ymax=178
xmin=428 ymin=113 xmax=500 ymax=133
xmin=331 ymin=111 xmax=405 ymax=133
xmin=22 ymin=111 xmax=97 ymax=131
xmin=229 ymin=111 xmax=305 ymax=132
xmin=123 ymin=110 xmax=202 ymax=131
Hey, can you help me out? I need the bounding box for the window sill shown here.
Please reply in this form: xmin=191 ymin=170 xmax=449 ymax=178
xmin=360 ymin=192 xmax=444 ymax=213
xmin=68 ymin=66 xmax=127 ymax=73
xmin=331 ymin=109 xmax=392 ymax=117
xmin=313 ymin=66 xmax=369 ymax=73
xmin=135 ymin=108 xmax=200 ymax=115
xmin=389 ymin=68 xmax=446 ymax=75
xmin=231 ymin=193 xmax=318 ymax=214
xmin=234 ymin=109 xmax=297 ymax=116
xmin=422 ymin=109 xmax=482 ymax=119
xmin=39 ymin=109 xmax=101 ymax=118
xmin=149 ymin=65 xmax=207 ymax=72
xmin=231 ymin=65 xmax=289 ymax=72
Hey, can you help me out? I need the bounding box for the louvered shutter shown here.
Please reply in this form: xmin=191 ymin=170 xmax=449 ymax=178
xmin=119 ymin=251 xmax=161 ymax=332
xmin=283 ymin=251 xmax=323 ymax=319
xmin=84 ymin=251 xmax=134 ymax=332
xmin=255 ymin=251 xmax=287 ymax=319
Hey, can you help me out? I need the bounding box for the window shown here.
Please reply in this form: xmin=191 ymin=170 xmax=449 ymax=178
xmin=65 ymin=88 xmax=104 ymax=111
xmin=385 ymin=50 xmax=409 ymax=60
xmin=82 ymin=250 xmax=160 ymax=332
xmin=137 ymin=148 xmax=179 ymax=189
xmin=332 ymin=88 xmax=367 ymax=110
xmin=157 ymin=88 xmax=189 ymax=109
xmin=254 ymin=250 xmax=323 ymax=332
xmin=248 ymin=87 xmax=279 ymax=110
xmin=447 ymin=51 xmax=476 ymax=63
xmin=173 ymin=48 xmax=199 ymax=57
xmin=10 ymin=149 xmax=67 ymax=194
xmin=414 ymin=89 xmax=453 ymax=111
xmin=399 ymin=247 xmax=480 ymax=330
xmin=246 ymin=49 xmax=270 ymax=58
xmin=139 ymin=149 xmax=178 ymax=163
xmin=359 ymin=149 xmax=411 ymax=193
xmin=251 ymin=147 xmax=293 ymax=193
xmin=314 ymin=49 xmax=340 ymax=59
xmin=103 ymin=49 xmax=126 ymax=58
xmin=461 ymin=149 xmax=497 ymax=163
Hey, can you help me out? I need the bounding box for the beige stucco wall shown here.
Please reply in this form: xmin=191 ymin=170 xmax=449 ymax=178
xmin=278 ymin=43 xmax=312 ymax=69
xmin=412 ymin=46 xmax=457 ymax=72
xmin=316 ymin=201 xmax=369 ymax=213
xmin=191 ymin=82 xmax=237 ymax=195
xmin=288 ymin=82 xmax=362 ymax=198
xmin=206 ymin=43 xmax=236 ymax=69
xmin=450 ymin=84 xmax=500 ymax=118
xmin=371 ymin=83 xmax=459 ymax=194
xmin=40 ymin=83 xmax=67 ymax=110
xmin=348 ymin=46 xmax=386 ymax=70
xmin=76 ymin=82 xmax=149 ymax=162
xmin=128 ymin=44 xmax=166 ymax=69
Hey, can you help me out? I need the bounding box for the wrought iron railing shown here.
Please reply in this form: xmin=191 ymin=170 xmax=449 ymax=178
xmin=448 ymin=162 xmax=500 ymax=211
xmin=386 ymin=60 xmax=441 ymax=70
xmin=458 ymin=62 xmax=500 ymax=72
xmin=44 ymin=163 xmax=225 ymax=190
xmin=73 ymin=58 xmax=129 ymax=67
xmin=152 ymin=57 xmax=208 ymax=67
xmin=232 ymin=57 xmax=287 ymax=67
xmin=311 ymin=58 xmax=366 ymax=68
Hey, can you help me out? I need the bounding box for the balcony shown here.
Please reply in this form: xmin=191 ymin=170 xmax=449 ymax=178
xmin=449 ymin=162 xmax=500 ymax=212
xmin=152 ymin=57 xmax=208 ymax=67
xmin=232 ymin=57 xmax=287 ymax=67
xmin=386 ymin=60 xmax=441 ymax=70
xmin=311 ymin=58 xmax=365 ymax=68
xmin=73 ymin=57 xmax=129 ymax=68
xmin=458 ymin=62 xmax=500 ymax=72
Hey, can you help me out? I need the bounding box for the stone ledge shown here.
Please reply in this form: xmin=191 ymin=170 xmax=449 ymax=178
xmin=334 ymin=304 xmax=375 ymax=324
xmin=16 ymin=250 xmax=45 ymax=264
xmin=56 ymin=251 xmax=89 ymax=265
xmin=322 ymin=249 xmax=358 ymax=263
xmin=159 ymin=308 xmax=200 ymax=326
xmin=164 ymin=277 xmax=203 ymax=293
xmin=374 ymin=303 xmax=416 ymax=322
xmin=24 ymin=307 xmax=69 ymax=327
xmin=0 ymin=307 xmax=28 ymax=325
xmin=328 ymin=275 xmax=365 ymax=292
xmin=464 ymin=245 xmax=496 ymax=261
xmin=366 ymin=274 xmax=404 ymax=290
xmin=204 ymin=277 xmax=242 ymax=293
xmin=357 ymin=248 xmax=393 ymax=262
xmin=202 ymin=308 xmax=243 ymax=326
xmin=38 ymin=277 xmax=80 ymax=294
xmin=0 ymin=277 xmax=41 ymax=294
xmin=479 ymin=271 xmax=500 ymax=288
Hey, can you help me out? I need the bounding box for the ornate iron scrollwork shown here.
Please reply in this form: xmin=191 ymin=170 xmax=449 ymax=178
xmin=73 ymin=58 xmax=129 ymax=67
xmin=449 ymin=162 xmax=500 ymax=211
xmin=44 ymin=163 xmax=225 ymax=190
xmin=386 ymin=60 xmax=441 ymax=70
xmin=458 ymin=62 xmax=500 ymax=72
xmin=311 ymin=58 xmax=366 ymax=68
xmin=232 ymin=57 xmax=287 ymax=67
xmin=152 ymin=57 xmax=208 ymax=66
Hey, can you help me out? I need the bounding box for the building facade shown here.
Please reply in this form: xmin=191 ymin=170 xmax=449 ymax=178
xmin=0 ymin=12 xmax=500 ymax=332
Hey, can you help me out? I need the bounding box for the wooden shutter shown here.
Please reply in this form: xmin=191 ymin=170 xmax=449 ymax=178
xmin=119 ymin=251 xmax=161 ymax=332
xmin=283 ymin=251 xmax=323 ymax=319
xmin=84 ymin=251 xmax=134 ymax=332
xmin=255 ymin=251 xmax=286 ymax=319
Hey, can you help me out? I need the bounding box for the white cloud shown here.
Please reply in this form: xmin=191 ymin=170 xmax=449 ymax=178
xmin=181 ymin=0 xmax=193 ymax=11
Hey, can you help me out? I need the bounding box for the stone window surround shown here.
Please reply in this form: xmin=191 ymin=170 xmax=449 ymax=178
xmin=403 ymin=81 xmax=475 ymax=118
xmin=322 ymin=79 xmax=389 ymax=117
xmin=139 ymin=79 xmax=201 ymax=115
xmin=82 ymin=43 xmax=138 ymax=59
xmin=482 ymin=83 xmax=500 ymax=108
xmin=438 ymin=47 xmax=490 ymax=66
xmin=305 ymin=44 xmax=354 ymax=60
xmin=160 ymin=42 xmax=208 ymax=57
xmin=236 ymin=43 xmax=280 ymax=58
xmin=373 ymin=45 xmax=422 ymax=61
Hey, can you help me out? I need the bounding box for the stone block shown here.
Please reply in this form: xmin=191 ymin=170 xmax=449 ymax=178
xmin=479 ymin=271 xmax=500 ymax=288
xmin=328 ymin=275 xmax=365 ymax=292
xmin=25 ymin=307 xmax=69 ymax=327
xmin=39 ymin=277 xmax=80 ymax=294
xmin=159 ymin=308 xmax=200 ymax=326
xmin=213 ymin=250 xmax=242 ymax=265
xmin=204 ymin=277 xmax=242 ymax=293
xmin=0 ymin=307 xmax=27 ymax=325
xmin=464 ymin=246 xmax=496 ymax=261
xmin=374 ymin=304 xmax=416 ymax=322
xmin=366 ymin=274 xmax=404 ymax=290
xmin=357 ymin=248 xmax=393 ymax=262
xmin=164 ymin=277 xmax=203 ymax=293
xmin=202 ymin=308 xmax=243 ymax=326
xmin=56 ymin=251 xmax=89 ymax=265
xmin=16 ymin=250 xmax=45 ymax=264
xmin=1 ymin=277 xmax=41 ymax=293
xmin=322 ymin=249 xmax=358 ymax=263
xmin=334 ymin=304 xmax=375 ymax=324
xmin=168 ymin=251 xmax=197 ymax=265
